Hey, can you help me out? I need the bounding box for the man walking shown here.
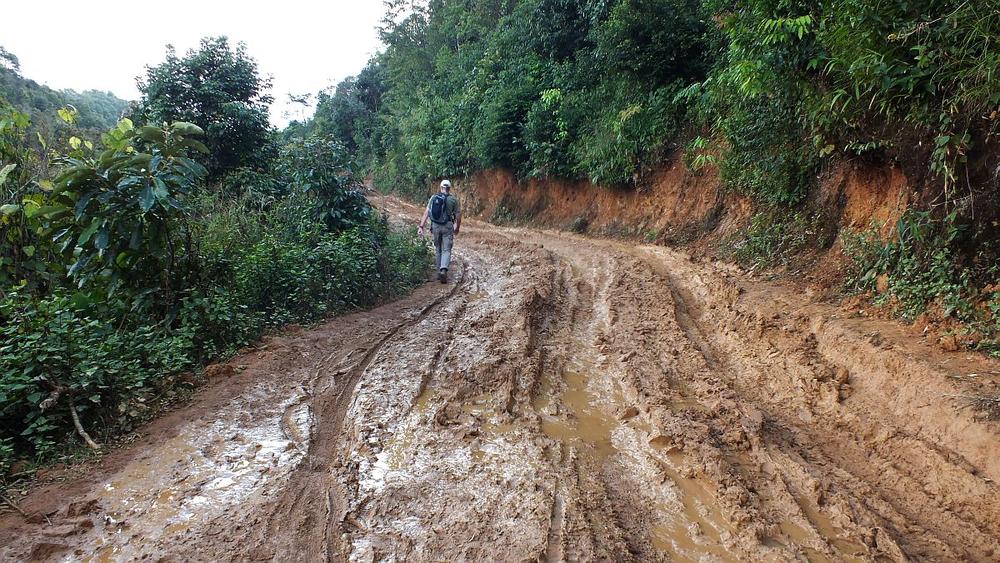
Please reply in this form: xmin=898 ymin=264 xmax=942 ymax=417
xmin=418 ymin=179 xmax=461 ymax=283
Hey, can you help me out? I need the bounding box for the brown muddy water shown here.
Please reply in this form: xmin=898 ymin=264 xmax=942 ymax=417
xmin=2 ymin=202 xmax=999 ymax=562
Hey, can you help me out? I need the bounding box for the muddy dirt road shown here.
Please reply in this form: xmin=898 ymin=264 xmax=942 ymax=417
xmin=2 ymin=201 xmax=999 ymax=562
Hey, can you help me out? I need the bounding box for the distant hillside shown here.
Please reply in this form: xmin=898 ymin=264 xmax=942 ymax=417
xmin=0 ymin=47 xmax=130 ymax=139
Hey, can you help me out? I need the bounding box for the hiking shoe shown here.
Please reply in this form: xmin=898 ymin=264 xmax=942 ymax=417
xmin=439 ymin=268 xmax=448 ymax=283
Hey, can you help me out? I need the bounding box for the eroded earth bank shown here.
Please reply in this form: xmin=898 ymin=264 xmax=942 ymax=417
xmin=2 ymin=202 xmax=999 ymax=562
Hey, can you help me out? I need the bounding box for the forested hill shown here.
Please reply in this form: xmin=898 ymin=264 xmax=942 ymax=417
xmin=0 ymin=47 xmax=129 ymax=139
xmin=290 ymin=0 xmax=1000 ymax=358
xmin=299 ymin=0 xmax=998 ymax=208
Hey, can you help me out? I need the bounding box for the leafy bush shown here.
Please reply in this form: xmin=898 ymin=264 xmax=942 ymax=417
xmin=0 ymin=210 xmax=430 ymax=465
xmin=716 ymin=94 xmax=817 ymax=206
xmin=0 ymin=291 xmax=195 ymax=460
xmin=845 ymin=211 xmax=1000 ymax=358
xmin=36 ymin=120 xmax=209 ymax=299
xmin=136 ymin=37 xmax=278 ymax=181
xmin=846 ymin=211 xmax=971 ymax=321
xmin=728 ymin=211 xmax=820 ymax=268
xmin=1 ymin=111 xmax=431 ymax=468
xmin=325 ymin=0 xmax=713 ymax=190
xmin=1 ymin=102 xmax=53 ymax=292
xmin=220 ymin=167 xmax=283 ymax=198
xmin=279 ymin=135 xmax=371 ymax=231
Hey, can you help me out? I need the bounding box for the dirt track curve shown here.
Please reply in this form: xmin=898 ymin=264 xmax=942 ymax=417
xmin=2 ymin=200 xmax=999 ymax=562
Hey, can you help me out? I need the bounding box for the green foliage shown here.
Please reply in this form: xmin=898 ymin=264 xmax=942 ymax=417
xmin=688 ymin=0 xmax=1000 ymax=204
xmin=716 ymin=94 xmax=817 ymax=206
xmin=219 ymin=166 xmax=283 ymax=198
xmin=846 ymin=211 xmax=970 ymax=321
xmin=0 ymin=48 xmax=129 ymax=147
xmin=845 ymin=211 xmax=1000 ymax=356
xmin=0 ymin=101 xmax=51 ymax=292
xmin=38 ymin=121 xmax=208 ymax=297
xmin=299 ymin=0 xmax=713 ymax=191
xmin=279 ymin=136 xmax=371 ymax=232
xmin=729 ymin=210 xmax=821 ymax=268
xmin=814 ymin=1 xmax=999 ymax=186
xmin=2 ymin=77 xmax=431 ymax=466
xmin=0 ymin=290 xmax=196 ymax=459
xmin=137 ymin=37 xmax=277 ymax=181
xmin=303 ymin=62 xmax=388 ymax=161
xmin=230 ymin=217 xmax=427 ymax=327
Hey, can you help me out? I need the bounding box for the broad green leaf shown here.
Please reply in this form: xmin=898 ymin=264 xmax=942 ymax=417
xmin=0 ymin=163 xmax=16 ymax=186
xmin=67 ymin=252 xmax=93 ymax=276
xmin=152 ymin=177 xmax=169 ymax=200
xmin=31 ymin=205 xmax=71 ymax=219
xmin=170 ymin=122 xmax=204 ymax=136
xmin=139 ymin=184 xmax=155 ymax=211
xmin=94 ymin=229 xmax=110 ymax=250
xmin=78 ymin=218 xmax=101 ymax=245
xmin=0 ymin=203 xmax=20 ymax=216
xmin=179 ymin=138 xmax=210 ymax=154
xmin=74 ymin=192 xmax=95 ymax=218
xmin=69 ymin=136 xmax=82 ymax=150
xmin=129 ymin=224 xmax=142 ymax=250
xmin=137 ymin=126 xmax=166 ymax=144
xmin=57 ymin=106 xmax=78 ymax=125
xmin=127 ymin=153 xmax=153 ymax=169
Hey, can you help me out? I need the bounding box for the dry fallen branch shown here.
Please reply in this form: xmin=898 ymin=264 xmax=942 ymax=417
xmin=945 ymin=392 xmax=1000 ymax=419
xmin=69 ymin=399 xmax=101 ymax=450
xmin=1 ymin=492 xmax=28 ymax=518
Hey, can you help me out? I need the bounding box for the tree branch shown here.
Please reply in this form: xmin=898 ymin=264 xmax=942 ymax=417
xmin=68 ymin=399 xmax=100 ymax=450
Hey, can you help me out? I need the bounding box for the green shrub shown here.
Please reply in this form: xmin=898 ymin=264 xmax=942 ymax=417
xmin=279 ymin=135 xmax=371 ymax=232
xmin=846 ymin=210 xmax=971 ymax=321
xmin=729 ymin=211 xmax=821 ymax=268
xmin=220 ymin=167 xmax=283 ymax=198
xmin=0 ymin=213 xmax=430 ymax=463
xmin=844 ymin=211 xmax=1000 ymax=357
xmin=717 ymin=95 xmax=817 ymax=206
xmin=0 ymin=291 xmax=194 ymax=459
xmin=1 ymin=111 xmax=431 ymax=466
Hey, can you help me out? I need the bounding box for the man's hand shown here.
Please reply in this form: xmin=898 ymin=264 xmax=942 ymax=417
xmin=453 ymin=226 xmax=459 ymax=235
xmin=417 ymin=225 xmax=425 ymax=237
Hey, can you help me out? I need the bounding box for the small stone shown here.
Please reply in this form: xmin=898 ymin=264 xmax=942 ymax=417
xmin=834 ymin=367 xmax=850 ymax=385
xmin=839 ymin=384 xmax=853 ymax=401
xmin=619 ymin=406 xmax=639 ymax=420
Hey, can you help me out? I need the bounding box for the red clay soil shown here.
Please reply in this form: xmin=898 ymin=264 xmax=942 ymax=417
xmin=2 ymin=163 xmax=998 ymax=562
xmin=455 ymin=158 xmax=912 ymax=247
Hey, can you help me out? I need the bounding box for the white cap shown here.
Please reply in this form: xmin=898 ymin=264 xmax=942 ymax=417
xmin=440 ymin=180 xmax=452 ymax=189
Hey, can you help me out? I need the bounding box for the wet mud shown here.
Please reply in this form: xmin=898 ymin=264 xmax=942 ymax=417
xmin=2 ymin=201 xmax=999 ymax=562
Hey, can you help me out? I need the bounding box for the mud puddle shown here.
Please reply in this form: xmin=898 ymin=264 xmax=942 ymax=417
xmin=647 ymin=447 xmax=739 ymax=563
xmin=70 ymin=387 xmax=312 ymax=561
xmin=536 ymin=367 xmax=618 ymax=460
xmin=537 ymin=350 xmax=742 ymax=561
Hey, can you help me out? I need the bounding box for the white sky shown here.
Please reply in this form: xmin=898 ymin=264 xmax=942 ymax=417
xmin=2 ymin=1 xmax=386 ymax=126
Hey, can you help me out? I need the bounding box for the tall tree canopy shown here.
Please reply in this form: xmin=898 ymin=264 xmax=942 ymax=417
xmin=137 ymin=36 xmax=277 ymax=180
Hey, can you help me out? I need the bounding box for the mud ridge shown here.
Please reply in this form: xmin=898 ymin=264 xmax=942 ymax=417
xmin=2 ymin=201 xmax=998 ymax=562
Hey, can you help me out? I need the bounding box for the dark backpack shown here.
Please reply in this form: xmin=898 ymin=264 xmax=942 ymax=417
xmin=430 ymin=193 xmax=452 ymax=224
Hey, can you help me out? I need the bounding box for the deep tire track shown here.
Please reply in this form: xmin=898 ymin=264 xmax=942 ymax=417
xmin=3 ymin=203 xmax=998 ymax=562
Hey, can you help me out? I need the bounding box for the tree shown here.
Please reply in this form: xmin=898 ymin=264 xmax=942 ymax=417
xmin=137 ymin=37 xmax=276 ymax=181
xmin=0 ymin=46 xmax=19 ymax=73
